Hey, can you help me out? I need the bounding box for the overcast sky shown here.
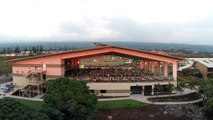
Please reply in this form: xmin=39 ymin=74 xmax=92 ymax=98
xmin=0 ymin=0 xmax=213 ymax=45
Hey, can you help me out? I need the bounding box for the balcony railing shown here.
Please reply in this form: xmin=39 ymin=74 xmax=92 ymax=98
xmin=70 ymin=76 xmax=174 ymax=83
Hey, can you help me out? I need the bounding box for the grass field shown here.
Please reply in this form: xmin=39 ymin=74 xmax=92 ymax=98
xmin=0 ymin=58 xmax=12 ymax=74
xmin=97 ymin=99 xmax=149 ymax=109
xmin=6 ymin=98 xmax=148 ymax=110
xmin=13 ymin=98 xmax=44 ymax=110
xmin=80 ymin=61 xmax=126 ymax=66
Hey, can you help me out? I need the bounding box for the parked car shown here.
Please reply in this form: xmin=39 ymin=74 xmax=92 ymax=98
xmin=0 ymin=86 xmax=10 ymax=92
xmin=6 ymin=83 xmax=14 ymax=89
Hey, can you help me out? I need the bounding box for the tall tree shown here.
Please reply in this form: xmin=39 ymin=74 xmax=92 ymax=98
xmin=1 ymin=48 xmax=6 ymax=54
xmin=39 ymin=45 xmax=43 ymax=53
xmin=187 ymin=76 xmax=198 ymax=94
xmin=5 ymin=47 xmax=13 ymax=54
xmin=0 ymin=98 xmax=49 ymax=120
xmin=43 ymin=77 xmax=97 ymax=120
xmin=24 ymin=47 xmax=28 ymax=51
xmin=177 ymin=81 xmax=186 ymax=95
xmin=165 ymin=82 xmax=174 ymax=97
xmin=203 ymin=98 xmax=213 ymax=120
xmin=200 ymin=78 xmax=213 ymax=119
xmin=154 ymin=83 xmax=163 ymax=101
xmin=14 ymin=46 xmax=20 ymax=53
xmin=198 ymin=78 xmax=213 ymax=104
xmin=42 ymin=107 xmax=64 ymax=120
xmin=36 ymin=45 xmax=40 ymax=53
xmin=31 ymin=46 xmax=37 ymax=53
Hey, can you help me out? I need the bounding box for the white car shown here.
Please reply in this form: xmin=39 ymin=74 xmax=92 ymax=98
xmin=0 ymin=86 xmax=10 ymax=92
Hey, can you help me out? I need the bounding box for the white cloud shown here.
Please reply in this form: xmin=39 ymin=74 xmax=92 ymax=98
xmin=0 ymin=0 xmax=213 ymax=44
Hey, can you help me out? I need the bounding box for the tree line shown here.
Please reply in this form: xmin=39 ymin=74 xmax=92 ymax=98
xmin=0 ymin=45 xmax=82 ymax=54
xmin=0 ymin=45 xmax=44 ymax=54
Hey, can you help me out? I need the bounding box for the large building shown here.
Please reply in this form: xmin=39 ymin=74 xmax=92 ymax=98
xmin=189 ymin=58 xmax=213 ymax=77
xmin=9 ymin=43 xmax=183 ymax=97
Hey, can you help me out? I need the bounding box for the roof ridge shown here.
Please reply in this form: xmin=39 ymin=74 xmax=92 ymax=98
xmin=93 ymin=42 xmax=111 ymax=47
xmin=8 ymin=42 xmax=184 ymax=63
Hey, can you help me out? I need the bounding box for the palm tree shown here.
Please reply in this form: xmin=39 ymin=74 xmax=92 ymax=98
xmin=154 ymin=83 xmax=163 ymax=101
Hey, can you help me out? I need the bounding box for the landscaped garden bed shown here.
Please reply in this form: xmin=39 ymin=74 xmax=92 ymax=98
xmin=147 ymin=92 xmax=200 ymax=102
xmin=94 ymin=105 xmax=187 ymax=120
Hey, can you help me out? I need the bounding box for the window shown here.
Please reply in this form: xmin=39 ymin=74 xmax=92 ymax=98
xmin=100 ymin=90 xmax=106 ymax=93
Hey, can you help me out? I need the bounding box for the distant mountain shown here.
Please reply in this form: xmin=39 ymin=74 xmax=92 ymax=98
xmin=106 ymin=41 xmax=213 ymax=52
xmin=0 ymin=41 xmax=213 ymax=52
xmin=0 ymin=41 xmax=94 ymax=50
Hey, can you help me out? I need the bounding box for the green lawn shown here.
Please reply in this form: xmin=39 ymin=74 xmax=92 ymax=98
xmin=0 ymin=58 xmax=12 ymax=74
xmin=5 ymin=98 xmax=148 ymax=110
xmin=13 ymin=98 xmax=44 ymax=110
xmin=80 ymin=61 xmax=126 ymax=66
xmin=97 ymin=99 xmax=149 ymax=109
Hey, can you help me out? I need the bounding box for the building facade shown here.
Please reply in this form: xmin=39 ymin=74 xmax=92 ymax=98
xmin=192 ymin=58 xmax=213 ymax=77
xmin=9 ymin=43 xmax=183 ymax=97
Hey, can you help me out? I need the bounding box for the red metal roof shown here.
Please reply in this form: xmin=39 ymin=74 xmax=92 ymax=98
xmin=8 ymin=42 xmax=184 ymax=63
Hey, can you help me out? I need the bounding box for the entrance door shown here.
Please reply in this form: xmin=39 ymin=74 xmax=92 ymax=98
xmin=144 ymin=86 xmax=152 ymax=96
xmin=130 ymin=86 xmax=142 ymax=94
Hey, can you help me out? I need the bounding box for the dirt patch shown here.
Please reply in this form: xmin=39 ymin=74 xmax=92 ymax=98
xmin=94 ymin=105 xmax=186 ymax=120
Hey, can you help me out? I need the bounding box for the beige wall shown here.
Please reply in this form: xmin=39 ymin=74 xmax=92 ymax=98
xmin=13 ymin=73 xmax=177 ymax=97
xmin=93 ymin=90 xmax=130 ymax=96
xmin=87 ymin=81 xmax=177 ymax=97
xmin=13 ymin=74 xmax=60 ymax=88
xmin=13 ymin=75 xmax=31 ymax=88
xmin=87 ymin=81 xmax=176 ymax=90
xmin=195 ymin=62 xmax=208 ymax=77
xmin=11 ymin=55 xmax=65 ymax=77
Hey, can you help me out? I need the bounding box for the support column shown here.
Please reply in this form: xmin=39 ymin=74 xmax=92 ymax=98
xmin=164 ymin=62 xmax=168 ymax=77
xmin=144 ymin=61 xmax=147 ymax=71
xmin=74 ymin=59 xmax=77 ymax=68
xmin=140 ymin=60 xmax=145 ymax=70
xmin=151 ymin=61 xmax=155 ymax=73
xmin=70 ymin=59 xmax=74 ymax=69
xmin=172 ymin=61 xmax=177 ymax=81
xmin=141 ymin=86 xmax=143 ymax=95
xmin=42 ymin=64 xmax=46 ymax=71
xmin=76 ymin=58 xmax=79 ymax=68
xmin=151 ymin=85 xmax=154 ymax=95
xmin=71 ymin=58 xmax=79 ymax=69
xmin=60 ymin=59 xmax=65 ymax=77
xmin=147 ymin=61 xmax=150 ymax=72
xmin=156 ymin=61 xmax=160 ymax=75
